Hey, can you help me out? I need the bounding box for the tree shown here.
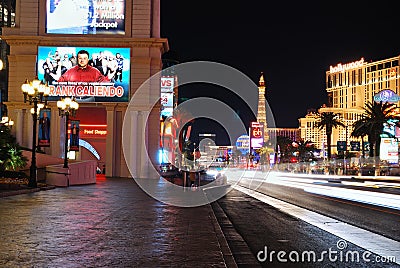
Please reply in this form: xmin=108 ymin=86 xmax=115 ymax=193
xmin=351 ymin=101 xmax=400 ymax=157
xmin=351 ymin=120 xmax=369 ymax=157
xmin=315 ymin=112 xmax=345 ymax=160
xmin=276 ymin=136 xmax=294 ymax=163
xmin=0 ymin=125 xmax=28 ymax=174
xmin=292 ymin=139 xmax=317 ymax=162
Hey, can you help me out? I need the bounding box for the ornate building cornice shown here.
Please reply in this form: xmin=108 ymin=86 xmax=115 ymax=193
xmin=0 ymin=36 xmax=169 ymax=53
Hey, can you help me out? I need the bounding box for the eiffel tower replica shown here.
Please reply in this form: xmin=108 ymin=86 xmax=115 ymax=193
xmin=256 ymin=72 xmax=268 ymax=143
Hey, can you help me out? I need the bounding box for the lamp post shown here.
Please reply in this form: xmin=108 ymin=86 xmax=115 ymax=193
xmin=21 ymin=78 xmax=50 ymax=188
xmin=57 ymin=97 xmax=79 ymax=168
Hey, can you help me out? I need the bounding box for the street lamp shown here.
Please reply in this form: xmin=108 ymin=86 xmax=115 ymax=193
xmin=0 ymin=116 xmax=14 ymax=128
xmin=21 ymin=78 xmax=50 ymax=188
xmin=57 ymin=97 xmax=79 ymax=168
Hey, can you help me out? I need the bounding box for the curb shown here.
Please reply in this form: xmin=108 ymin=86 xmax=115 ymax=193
xmin=0 ymin=185 xmax=56 ymax=198
xmin=207 ymin=202 xmax=238 ymax=268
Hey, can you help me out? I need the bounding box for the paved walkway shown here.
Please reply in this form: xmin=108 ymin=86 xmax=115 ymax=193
xmin=0 ymin=177 xmax=236 ymax=267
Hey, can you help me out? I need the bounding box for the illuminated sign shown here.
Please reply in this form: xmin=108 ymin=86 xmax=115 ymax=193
xmin=374 ymin=89 xmax=400 ymax=103
xmin=250 ymin=122 xmax=264 ymax=149
xmin=76 ymin=124 xmax=107 ymax=138
xmin=390 ymin=68 xmax=397 ymax=77
xmin=236 ymin=134 xmax=250 ymax=154
xmin=46 ymin=0 xmax=126 ymax=35
xmin=329 ymin=58 xmax=364 ymax=73
xmin=37 ymin=46 xmax=130 ymax=102
xmin=380 ymin=138 xmax=398 ymax=163
xmin=161 ymin=77 xmax=174 ymax=93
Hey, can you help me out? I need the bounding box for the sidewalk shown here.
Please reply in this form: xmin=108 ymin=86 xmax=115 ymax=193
xmin=0 ymin=177 xmax=237 ymax=267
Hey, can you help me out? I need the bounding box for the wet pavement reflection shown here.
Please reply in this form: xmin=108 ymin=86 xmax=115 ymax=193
xmin=0 ymin=177 xmax=229 ymax=267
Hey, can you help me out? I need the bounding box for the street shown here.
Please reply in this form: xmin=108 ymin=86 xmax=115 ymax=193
xmin=212 ymin=169 xmax=400 ymax=267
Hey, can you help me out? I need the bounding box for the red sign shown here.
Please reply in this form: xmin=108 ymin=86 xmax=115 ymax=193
xmin=77 ymin=124 xmax=107 ymax=138
xmin=252 ymin=127 xmax=263 ymax=138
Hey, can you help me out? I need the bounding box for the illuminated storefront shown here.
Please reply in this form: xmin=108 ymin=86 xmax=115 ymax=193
xmin=1 ymin=0 xmax=168 ymax=177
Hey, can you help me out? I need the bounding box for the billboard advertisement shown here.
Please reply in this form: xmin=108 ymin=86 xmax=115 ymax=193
xmin=37 ymin=46 xmax=130 ymax=102
xmin=250 ymin=122 xmax=264 ymax=149
xmin=46 ymin=0 xmax=126 ymax=35
xmin=236 ymin=134 xmax=250 ymax=154
xmin=160 ymin=92 xmax=174 ymax=119
xmin=161 ymin=76 xmax=174 ymax=93
xmin=380 ymin=138 xmax=398 ymax=163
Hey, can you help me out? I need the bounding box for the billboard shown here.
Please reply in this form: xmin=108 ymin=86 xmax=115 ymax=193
xmin=380 ymin=138 xmax=398 ymax=163
xmin=160 ymin=92 xmax=174 ymax=119
xmin=46 ymin=0 xmax=126 ymax=35
xmin=250 ymin=122 xmax=264 ymax=149
xmin=37 ymin=46 xmax=130 ymax=102
xmin=236 ymin=134 xmax=250 ymax=154
xmin=161 ymin=77 xmax=174 ymax=93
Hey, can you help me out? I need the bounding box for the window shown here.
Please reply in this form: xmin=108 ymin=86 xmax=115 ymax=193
xmin=358 ymin=69 xmax=363 ymax=85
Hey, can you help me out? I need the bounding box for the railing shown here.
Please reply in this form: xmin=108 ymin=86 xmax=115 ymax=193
xmin=272 ymin=157 xmax=400 ymax=177
xmin=46 ymin=160 xmax=97 ymax=187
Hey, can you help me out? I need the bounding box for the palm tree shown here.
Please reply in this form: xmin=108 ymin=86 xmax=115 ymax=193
xmin=276 ymin=136 xmax=294 ymax=163
xmin=315 ymin=112 xmax=345 ymax=160
xmin=0 ymin=124 xmax=27 ymax=174
xmin=351 ymin=101 xmax=399 ymax=157
xmin=292 ymin=139 xmax=317 ymax=162
xmin=351 ymin=120 xmax=369 ymax=157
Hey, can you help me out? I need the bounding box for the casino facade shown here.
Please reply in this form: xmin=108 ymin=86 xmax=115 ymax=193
xmin=299 ymin=55 xmax=400 ymax=154
xmin=1 ymin=0 xmax=168 ymax=178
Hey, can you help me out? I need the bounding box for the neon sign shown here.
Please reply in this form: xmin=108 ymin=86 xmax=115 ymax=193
xmin=373 ymin=89 xmax=400 ymax=103
xmin=76 ymin=124 xmax=107 ymax=137
xmin=330 ymin=58 xmax=364 ymax=73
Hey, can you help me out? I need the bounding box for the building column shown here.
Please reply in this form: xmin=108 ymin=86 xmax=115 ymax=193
xmin=128 ymin=110 xmax=138 ymax=178
xmin=105 ymin=105 xmax=116 ymax=177
xmin=15 ymin=108 xmax=23 ymax=145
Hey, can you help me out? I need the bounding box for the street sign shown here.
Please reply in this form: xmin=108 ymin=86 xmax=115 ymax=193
xmin=363 ymin=142 xmax=370 ymax=152
xmin=337 ymin=141 xmax=347 ymax=152
xmin=350 ymin=141 xmax=360 ymax=151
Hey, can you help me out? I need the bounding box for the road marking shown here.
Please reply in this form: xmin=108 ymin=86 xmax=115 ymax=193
xmin=233 ymin=184 xmax=400 ymax=265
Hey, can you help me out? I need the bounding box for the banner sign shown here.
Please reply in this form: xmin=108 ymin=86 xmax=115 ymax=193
xmin=38 ymin=46 xmax=130 ymax=102
xmin=69 ymin=120 xmax=80 ymax=151
xmin=350 ymin=141 xmax=360 ymax=151
xmin=38 ymin=109 xmax=51 ymax=147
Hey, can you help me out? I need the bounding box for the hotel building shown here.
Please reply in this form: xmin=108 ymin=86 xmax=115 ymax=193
xmin=299 ymin=55 xmax=400 ymax=154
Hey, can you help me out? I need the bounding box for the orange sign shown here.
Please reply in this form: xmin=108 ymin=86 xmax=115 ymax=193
xmin=75 ymin=124 xmax=107 ymax=138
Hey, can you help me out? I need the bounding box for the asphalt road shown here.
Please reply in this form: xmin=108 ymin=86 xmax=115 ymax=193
xmin=212 ymin=175 xmax=400 ymax=268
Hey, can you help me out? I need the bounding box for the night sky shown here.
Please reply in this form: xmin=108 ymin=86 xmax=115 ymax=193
xmin=160 ymin=1 xmax=400 ymax=143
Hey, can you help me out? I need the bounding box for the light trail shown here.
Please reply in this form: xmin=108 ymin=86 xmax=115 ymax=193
xmin=225 ymin=169 xmax=400 ymax=210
